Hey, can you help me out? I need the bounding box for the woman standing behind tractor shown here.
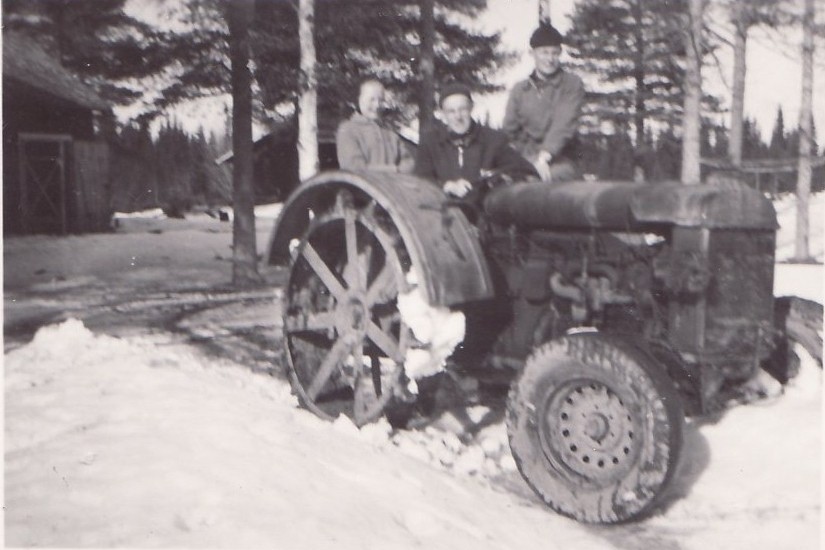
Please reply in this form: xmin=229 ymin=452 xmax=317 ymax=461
xmin=336 ymin=79 xmax=415 ymax=173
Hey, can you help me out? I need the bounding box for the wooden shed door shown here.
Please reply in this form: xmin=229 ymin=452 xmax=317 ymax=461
xmin=73 ymin=141 xmax=111 ymax=232
xmin=18 ymin=133 xmax=72 ymax=234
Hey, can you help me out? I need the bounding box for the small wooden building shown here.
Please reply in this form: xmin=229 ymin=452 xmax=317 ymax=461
xmin=216 ymin=118 xmax=340 ymax=203
xmin=3 ymin=31 xmax=113 ymax=235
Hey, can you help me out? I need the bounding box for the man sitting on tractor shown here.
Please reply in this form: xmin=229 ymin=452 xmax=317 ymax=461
xmin=414 ymin=81 xmax=537 ymax=202
xmin=503 ymin=24 xmax=584 ymax=183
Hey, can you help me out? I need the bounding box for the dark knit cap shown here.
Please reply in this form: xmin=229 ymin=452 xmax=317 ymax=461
xmin=530 ymin=24 xmax=563 ymax=48
xmin=438 ymin=81 xmax=473 ymax=106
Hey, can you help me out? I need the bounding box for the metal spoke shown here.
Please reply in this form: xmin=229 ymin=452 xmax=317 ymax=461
xmin=307 ymin=336 xmax=351 ymax=401
xmin=370 ymin=355 xmax=383 ymax=397
xmin=366 ymin=264 xmax=398 ymax=306
xmin=301 ymin=242 xmax=347 ymax=301
xmin=367 ymin=321 xmax=400 ymax=361
xmin=344 ymin=208 xmax=362 ymax=290
xmin=351 ymin=338 xmax=365 ymax=376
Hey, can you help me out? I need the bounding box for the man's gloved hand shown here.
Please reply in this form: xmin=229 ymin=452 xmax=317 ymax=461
xmin=443 ymin=179 xmax=473 ymax=198
xmin=533 ymin=150 xmax=553 ymax=182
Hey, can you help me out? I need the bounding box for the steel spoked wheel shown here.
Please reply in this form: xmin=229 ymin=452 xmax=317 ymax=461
xmin=507 ymin=333 xmax=684 ymax=524
xmin=284 ymin=189 xmax=411 ymax=426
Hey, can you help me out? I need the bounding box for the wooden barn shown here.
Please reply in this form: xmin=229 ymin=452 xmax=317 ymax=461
xmin=3 ymin=31 xmax=113 ymax=235
xmin=216 ymin=118 xmax=340 ymax=203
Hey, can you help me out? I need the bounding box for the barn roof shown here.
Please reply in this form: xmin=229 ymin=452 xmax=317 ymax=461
xmin=2 ymin=31 xmax=110 ymax=111
xmin=215 ymin=117 xmax=339 ymax=165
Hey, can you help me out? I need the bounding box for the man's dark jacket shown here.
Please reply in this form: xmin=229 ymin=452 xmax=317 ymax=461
xmin=414 ymin=122 xmax=537 ymax=185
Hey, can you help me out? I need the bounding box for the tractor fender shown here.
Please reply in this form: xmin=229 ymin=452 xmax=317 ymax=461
xmin=266 ymin=170 xmax=495 ymax=307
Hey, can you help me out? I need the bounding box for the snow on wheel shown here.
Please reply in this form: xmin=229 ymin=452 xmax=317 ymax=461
xmin=283 ymin=188 xmax=411 ymax=426
xmin=506 ymin=332 xmax=684 ymax=524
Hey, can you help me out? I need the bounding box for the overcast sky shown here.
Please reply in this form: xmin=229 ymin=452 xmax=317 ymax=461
xmin=478 ymin=0 xmax=824 ymax=143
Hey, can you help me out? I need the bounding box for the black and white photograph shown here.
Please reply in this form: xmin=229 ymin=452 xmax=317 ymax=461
xmin=3 ymin=0 xmax=823 ymax=547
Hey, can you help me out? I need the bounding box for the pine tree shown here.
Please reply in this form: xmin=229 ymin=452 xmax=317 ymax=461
xmin=565 ymin=0 xmax=691 ymax=144
xmin=112 ymin=121 xmax=159 ymax=211
xmin=652 ymin=127 xmax=682 ymax=180
xmin=157 ymin=0 xmax=513 ymax=127
xmin=226 ymin=0 xmax=261 ymax=286
xmin=741 ymin=117 xmax=769 ymax=160
xmin=769 ymin=107 xmax=787 ymax=157
xmin=419 ymin=0 xmax=436 ymax=131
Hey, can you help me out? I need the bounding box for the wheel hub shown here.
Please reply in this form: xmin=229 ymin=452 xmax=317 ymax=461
xmin=540 ymin=381 xmax=639 ymax=483
xmin=335 ymin=294 xmax=369 ymax=335
xmin=584 ymin=413 xmax=610 ymax=443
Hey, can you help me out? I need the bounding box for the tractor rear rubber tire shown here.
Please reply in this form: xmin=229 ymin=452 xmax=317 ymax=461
xmin=506 ymin=332 xmax=684 ymax=524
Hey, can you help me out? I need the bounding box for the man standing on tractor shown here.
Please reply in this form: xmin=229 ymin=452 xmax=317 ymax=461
xmin=415 ymin=81 xmax=537 ymax=200
xmin=503 ymin=24 xmax=585 ymax=183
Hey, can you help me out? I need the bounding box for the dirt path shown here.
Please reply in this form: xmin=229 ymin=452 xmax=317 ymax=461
xmin=4 ymin=273 xmax=288 ymax=373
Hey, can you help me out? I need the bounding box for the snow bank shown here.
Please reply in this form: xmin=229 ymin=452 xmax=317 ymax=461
xmin=774 ymin=263 xmax=824 ymax=303
xmin=647 ymin=343 xmax=822 ymax=549
xmin=215 ymin=202 xmax=283 ymax=222
xmin=5 ymin=319 xmax=609 ymax=550
xmin=6 ymin=317 xmax=823 ymax=549
xmin=254 ymin=202 xmax=284 ymax=219
xmin=112 ymin=208 xmax=167 ymax=220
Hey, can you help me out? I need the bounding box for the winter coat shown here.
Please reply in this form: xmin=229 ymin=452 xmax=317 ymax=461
xmin=503 ymin=70 xmax=584 ymax=164
xmin=414 ymin=121 xmax=538 ymax=186
xmin=336 ymin=113 xmax=414 ymax=173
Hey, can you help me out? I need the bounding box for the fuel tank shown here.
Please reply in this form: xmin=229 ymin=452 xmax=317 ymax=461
xmin=484 ymin=180 xmax=778 ymax=230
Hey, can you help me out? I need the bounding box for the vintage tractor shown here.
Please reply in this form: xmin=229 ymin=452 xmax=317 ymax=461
xmin=267 ymin=170 xmax=780 ymax=524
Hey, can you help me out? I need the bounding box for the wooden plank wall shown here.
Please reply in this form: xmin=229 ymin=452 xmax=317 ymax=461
xmin=72 ymin=141 xmax=112 ymax=232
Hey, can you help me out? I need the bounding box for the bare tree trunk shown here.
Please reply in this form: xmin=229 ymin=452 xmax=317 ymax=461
xmin=298 ymin=0 xmax=318 ymax=181
xmin=419 ymin=0 xmax=435 ymax=133
xmin=539 ymin=0 xmax=552 ymax=25
xmin=226 ymin=0 xmax=260 ymax=286
xmin=729 ymin=0 xmax=748 ymax=167
xmin=681 ymin=0 xmax=704 ymax=185
xmin=632 ymin=0 xmax=645 ymax=147
xmin=795 ymin=0 xmax=814 ymax=261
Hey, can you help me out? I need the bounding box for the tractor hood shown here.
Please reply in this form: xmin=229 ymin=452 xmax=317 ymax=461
xmin=484 ymin=180 xmax=778 ymax=231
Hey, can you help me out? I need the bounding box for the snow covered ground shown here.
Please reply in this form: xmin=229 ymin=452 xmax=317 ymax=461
xmin=3 ymin=197 xmax=823 ymax=549
xmin=4 ymin=319 xmax=821 ymax=549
